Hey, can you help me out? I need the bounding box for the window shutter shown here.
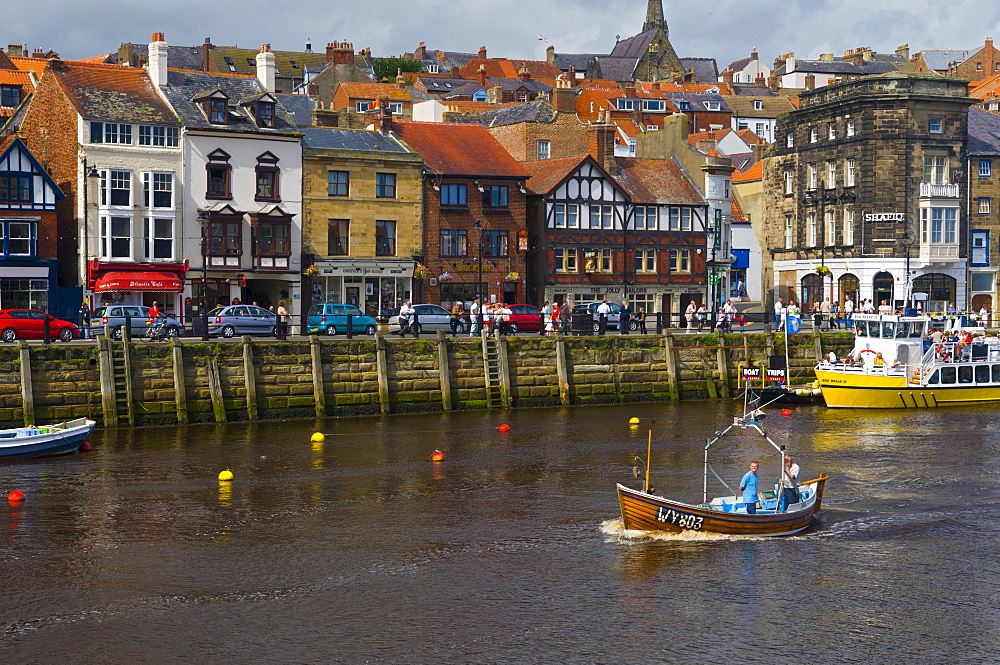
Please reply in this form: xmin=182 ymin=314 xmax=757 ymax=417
xmin=90 ymin=122 xmax=103 ymax=144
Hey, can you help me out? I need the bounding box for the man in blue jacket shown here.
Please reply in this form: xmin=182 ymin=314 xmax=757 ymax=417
xmin=739 ymin=461 xmax=759 ymax=514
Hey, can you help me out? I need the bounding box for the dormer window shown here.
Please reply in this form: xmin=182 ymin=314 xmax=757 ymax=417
xmin=753 ymin=99 xmax=763 ymax=110
xmin=428 ymin=63 xmax=439 ymax=73
xmin=257 ymin=101 xmax=275 ymax=128
xmin=678 ymin=101 xmax=690 ymax=111
xmin=0 ymin=85 xmax=22 ymax=108
xmin=247 ymin=58 xmax=256 ymax=67
xmin=617 ymin=98 xmax=637 ymax=111
xmin=704 ymin=101 xmax=720 ymax=111
xmin=210 ymin=99 xmax=228 ymax=124
xmin=642 ymin=99 xmax=665 ymax=112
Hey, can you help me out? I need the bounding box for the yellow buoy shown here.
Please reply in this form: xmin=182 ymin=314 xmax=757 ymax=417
xmin=629 ymin=417 xmax=641 ymax=425
xmin=311 ymin=432 xmax=325 ymax=443
xmin=218 ymin=469 xmax=234 ymax=481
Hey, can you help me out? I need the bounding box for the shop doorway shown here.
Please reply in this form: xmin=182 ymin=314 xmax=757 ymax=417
xmin=873 ymin=271 xmax=894 ymax=309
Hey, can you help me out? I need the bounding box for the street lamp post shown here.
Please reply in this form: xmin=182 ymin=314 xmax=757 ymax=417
xmin=901 ymin=229 xmax=915 ymax=311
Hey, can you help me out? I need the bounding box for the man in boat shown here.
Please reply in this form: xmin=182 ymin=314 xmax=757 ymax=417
xmin=739 ymin=461 xmax=760 ymax=514
xmin=782 ymin=456 xmax=801 ymax=508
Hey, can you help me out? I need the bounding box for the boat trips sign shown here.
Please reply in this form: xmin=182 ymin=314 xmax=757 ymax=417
xmin=741 ymin=366 xmax=788 ymax=382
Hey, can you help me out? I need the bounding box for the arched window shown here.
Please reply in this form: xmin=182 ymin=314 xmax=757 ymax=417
xmin=839 ymin=273 xmax=859 ymax=307
xmin=873 ymin=271 xmax=894 ymax=308
xmin=801 ymin=273 xmax=824 ymax=310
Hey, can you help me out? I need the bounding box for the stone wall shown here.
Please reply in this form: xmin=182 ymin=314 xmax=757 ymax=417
xmin=0 ymin=330 xmax=855 ymax=429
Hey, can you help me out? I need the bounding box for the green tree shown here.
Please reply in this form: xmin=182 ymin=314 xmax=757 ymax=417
xmin=372 ymin=58 xmax=423 ymax=83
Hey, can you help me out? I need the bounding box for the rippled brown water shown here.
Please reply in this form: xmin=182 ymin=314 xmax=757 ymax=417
xmin=2 ymin=402 xmax=999 ymax=663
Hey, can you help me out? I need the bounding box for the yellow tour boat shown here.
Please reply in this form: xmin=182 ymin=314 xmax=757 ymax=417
xmin=814 ymin=313 xmax=1000 ymax=408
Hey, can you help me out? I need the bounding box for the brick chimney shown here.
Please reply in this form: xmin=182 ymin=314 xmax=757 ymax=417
xmin=767 ymin=74 xmax=780 ymax=91
xmin=477 ymin=63 xmax=487 ymax=86
xmin=988 ymin=38 xmax=996 ymax=74
xmin=450 ymin=65 xmax=460 ymax=77
xmin=148 ymin=33 xmax=168 ymax=88
xmin=754 ymin=73 xmax=766 ymax=87
xmin=750 ymin=48 xmax=758 ymax=61
xmin=546 ymin=44 xmax=555 ymax=63
xmin=371 ymin=98 xmax=392 ymax=132
xmin=6 ymin=44 xmax=24 ymax=57
xmin=32 ymin=48 xmax=44 ymax=59
xmin=896 ymin=43 xmax=910 ymax=60
xmin=804 ymin=72 xmax=816 ymax=90
xmin=518 ymin=65 xmax=531 ymax=82
xmin=553 ymin=78 xmax=576 ymax=113
xmin=478 ymin=46 xmax=487 ymax=59
xmin=721 ymin=68 xmax=734 ymax=85
xmin=326 ymin=41 xmax=354 ymax=65
xmin=201 ymin=38 xmax=214 ymax=72
xmin=588 ymin=113 xmax=617 ymax=174
xmin=414 ymin=42 xmax=427 ymax=60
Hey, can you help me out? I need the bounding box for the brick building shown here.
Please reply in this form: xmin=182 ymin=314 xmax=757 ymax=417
xmin=0 ymin=137 xmax=64 ymax=312
xmin=765 ymin=74 xmax=975 ymax=313
xmin=299 ymin=125 xmax=424 ymax=317
xmin=967 ymin=107 xmax=1000 ymax=314
xmin=479 ymin=81 xmax=588 ymax=162
xmin=391 ymin=119 xmax=530 ymax=307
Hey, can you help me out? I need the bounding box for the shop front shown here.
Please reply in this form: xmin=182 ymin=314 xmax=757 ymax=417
xmin=310 ymin=259 xmax=413 ymax=317
xmin=0 ymin=261 xmax=57 ymax=311
xmin=87 ymin=259 xmax=188 ymax=319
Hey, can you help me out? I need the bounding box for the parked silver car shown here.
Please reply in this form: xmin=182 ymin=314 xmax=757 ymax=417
xmin=207 ymin=305 xmax=277 ymax=337
xmin=572 ymin=301 xmax=638 ymax=332
xmin=90 ymin=305 xmax=183 ymax=339
xmin=387 ymin=304 xmax=452 ymax=334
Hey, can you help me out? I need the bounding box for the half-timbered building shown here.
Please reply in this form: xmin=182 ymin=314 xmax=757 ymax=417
xmin=524 ymin=148 xmax=709 ymax=320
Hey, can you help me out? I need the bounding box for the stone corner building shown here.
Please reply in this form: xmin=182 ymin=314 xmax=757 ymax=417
xmin=763 ymin=74 xmax=974 ymax=313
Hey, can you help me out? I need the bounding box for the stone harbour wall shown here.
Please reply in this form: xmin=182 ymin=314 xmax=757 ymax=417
xmin=0 ymin=331 xmax=856 ymax=428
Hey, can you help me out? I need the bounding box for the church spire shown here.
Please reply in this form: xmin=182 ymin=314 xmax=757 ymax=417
xmin=643 ymin=0 xmax=666 ymax=33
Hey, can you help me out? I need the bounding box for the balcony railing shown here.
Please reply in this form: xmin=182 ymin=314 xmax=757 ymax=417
xmin=920 ymin=183 xmax=959 ymax=198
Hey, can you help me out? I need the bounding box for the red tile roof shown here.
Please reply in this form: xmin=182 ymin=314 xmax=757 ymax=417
xmin=334 ymin=81 xmax=413 ymax=102
xmin=733 ymin=159 xmax=762 ymax=183
xmin=458 ymin=58 xmax=562 ymax=80
xmin=731 ymin=195 xmax=747 ymax=224
xmin=613 ymin=158 xmax=704 ymax=206
xmin=392 ymin=120 xmax=530 ymax=178
xmin=522 ymin=156 xmax=591 ymax=194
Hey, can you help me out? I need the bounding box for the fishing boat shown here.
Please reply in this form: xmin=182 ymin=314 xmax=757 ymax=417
xmin=0 ymin=418 xmax=96 ymax=461
xmin=814 ymin=313 xmax=1000 ymax=408
xmin=617 ymin=407 xmax=829 ymax=537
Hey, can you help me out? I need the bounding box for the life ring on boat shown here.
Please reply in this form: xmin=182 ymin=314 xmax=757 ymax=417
xmin=858 ymin=349 xmax=877 ymax=358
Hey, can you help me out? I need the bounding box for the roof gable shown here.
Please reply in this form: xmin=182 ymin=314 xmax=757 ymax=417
xmin=612 ymin=158 xmax=703 ymax=206
xmin=0 ymin=136 xmax=65 ymax=200
xmin=393 ymin=120 xmax=529 ymax=178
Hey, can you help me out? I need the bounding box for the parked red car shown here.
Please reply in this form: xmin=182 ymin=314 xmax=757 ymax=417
xmin=0 ymin=309 xmax=79 ymax=342
xmin=506 ymin=304 xmax=543 ymax=332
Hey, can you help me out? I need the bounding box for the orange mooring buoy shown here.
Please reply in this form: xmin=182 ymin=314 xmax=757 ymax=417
xmin=498 ymin=424 xmax=511 ymax=433
xmin=430 ymin=450 xmax=445 ymax=462
xmin=7 ymin=490 xmax=24 ymax=502
xmin=781 ymin=408 xmax=793 ymax=416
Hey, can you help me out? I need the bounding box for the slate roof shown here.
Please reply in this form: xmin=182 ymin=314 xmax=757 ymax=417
xmin=662 ymin=91 xmax=732 ymax=112
xmin=392 ymin=120 xmax=530 ymax=178
xmin=551 ymin=53 xmax=600 ymax=72
xmin=467 ymin=100 xmax=555 ymax=126
xmin=118 ymin=43 xmax=207 ymax=71
xmin=591 ymin=57 xmax=638 ymax=82
xmin=610 ymin=30 xmax=658 ymax=60
xmin=613 ymin=158 xmax=704 ymax=205
xmin=967 ymin=106 xmax=1000 ymax=155
xmin=160 ymin=69 xmax=296 ymax=135
xmin=680 ymin=58 xmax=719 ymax=83
xmin=773 ymin=60 xmax=861 ymax=76
xmin=726 ymin=55 xmax=754 ymax=73
xmin=416 ymin=76 xmax=471 ymax=95
xmin=731 ymin=85 xmax=777 ymax=97
xmin=299 ymin=126 xmax=411 ymax=152
xmin=52 ymin=62 xmax=177 ymax=124
xmin=919 ymin=50 xmax=973 ymax=72
xmin=274 ymin=93 xmax=315 ymax=127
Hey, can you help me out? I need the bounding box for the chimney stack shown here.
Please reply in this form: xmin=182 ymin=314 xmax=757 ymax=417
xmin=395 ymin=68 xmax=407 ymax=89
xmin=478 ymin=46 xmax=487 ymax=59
xmin=804 ymin=72 xmax=816 ymax=90
xmin=326 ymin=41 xmax=354 ymax=65
xmin=202 ymin=38 xmax=214 ymax=72
xmin=477 ymin=63 xmax=487 ymax=86
xmin=896 ymin=43 xmax=910 ymax=60
xmin=588 ymin=116 xmax=617 ymax=175
xmin=256 ymin=43 xmax=276 ymax=93
xmin=767 ymin=74 xmax=780 ymax=91
xmin=6 ymin=44 xmax=23 ymax=57
xmin=518 ymin=65 xmax=531 ymax=82
xmin=148 ymin=32 xmax=168 ymax=87
xmin=553 ymin=78 xmax=576 ymax=113
xmin=414 ymin=42 xmax=426 ymax=60
xmin=546 ymin=44 xmax=555 ymax=63
xmin=754 ymin=73 xmax=766 ymax=87
xmin=371 ymin=98 xmax=392 ymax=132
xmin=721 ymin=68 xmax=734 ymax=85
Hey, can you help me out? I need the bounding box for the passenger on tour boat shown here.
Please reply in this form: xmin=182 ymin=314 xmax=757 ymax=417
xmin=874 ymin=352 xmax=885 ymax=367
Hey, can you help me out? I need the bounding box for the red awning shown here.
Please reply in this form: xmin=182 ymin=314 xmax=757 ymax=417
xmin=94 ymin=271 xmax=185 ymax=293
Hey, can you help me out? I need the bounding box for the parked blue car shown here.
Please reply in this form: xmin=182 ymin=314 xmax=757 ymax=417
xmin=307 ymin=303 xmax=378 ymax=336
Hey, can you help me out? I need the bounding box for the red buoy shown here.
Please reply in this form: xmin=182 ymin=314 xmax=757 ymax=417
xmin=78 ymin=441 xmax=92 ymax=452
xmin=430 ymin=450 xmax=445 ymax=462
xmin=781 ymin=408 xmax=793 ymax=417
xmin=498 ymin=424 xmax=511 ymax=433
xmin=7 ymin=490 xmax=24 ymax=502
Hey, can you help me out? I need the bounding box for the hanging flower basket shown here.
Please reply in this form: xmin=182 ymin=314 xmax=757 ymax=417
xmin=413 ymin=263 xmax=429 ymax=281
xmin=504 ymin=271 xmax=520 ymax=282
xmin=303 ymin=265 xmax=321 ymax=278
xmin=814 ymin=265 xmax=831 ymax=277
xmin=438 ymin=271 xmax=454 ymax=282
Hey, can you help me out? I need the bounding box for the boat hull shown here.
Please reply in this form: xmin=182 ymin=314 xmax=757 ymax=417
xmin=0 ymin=419 xmax=96 ymax=461
xmin=617 ymin=477 xmax=827 ymax=537
xmin=815 ymin=368 xmax=1000 ymax=408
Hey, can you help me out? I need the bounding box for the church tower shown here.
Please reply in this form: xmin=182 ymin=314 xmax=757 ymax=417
xmin=643 ymin=0 xmax=665 ymax=33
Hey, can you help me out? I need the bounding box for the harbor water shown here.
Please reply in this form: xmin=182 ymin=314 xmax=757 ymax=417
xmin=2 ymin=402 xmax=999 ymax=663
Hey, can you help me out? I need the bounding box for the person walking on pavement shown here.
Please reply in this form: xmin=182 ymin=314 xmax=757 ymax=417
xmin=276 ymin=300 xmax=289 ymax=339
xmin=774 ymin=297 xmax=784 ymax=330
xmin=450 ymin=301 xmax=464 ymax=336
xmin=597 ymin=300 xmax=611 ymax=335
xmin=619 ymin=300 xmax=632 ymax=335
xmin=469 ymin=299 xmax=481 ymax=336
xmin=79 ymin=300 xmax=91 ymax=339
xmin=541 ymin=300 xmax=552 ymax=336
xmin=560 ymin=302 xmax=571 ymax=334
xmin=399 ymin=300 xmax=414 ymax=336
xmin=685 ymin=300 xmax=697 ymax=334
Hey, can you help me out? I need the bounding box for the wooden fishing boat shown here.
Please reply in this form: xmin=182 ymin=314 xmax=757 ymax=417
xmin=815 ymin=313 xmax=1000 ymax=408
xmin=0 ymin=418 xmax=95 ymax=461
xmin=617 ymin=408 xmax=829 ymax=537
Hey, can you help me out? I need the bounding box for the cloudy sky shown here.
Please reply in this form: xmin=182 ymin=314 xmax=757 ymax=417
xmin=6 ymin=0 xmax=1000 ymax=74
